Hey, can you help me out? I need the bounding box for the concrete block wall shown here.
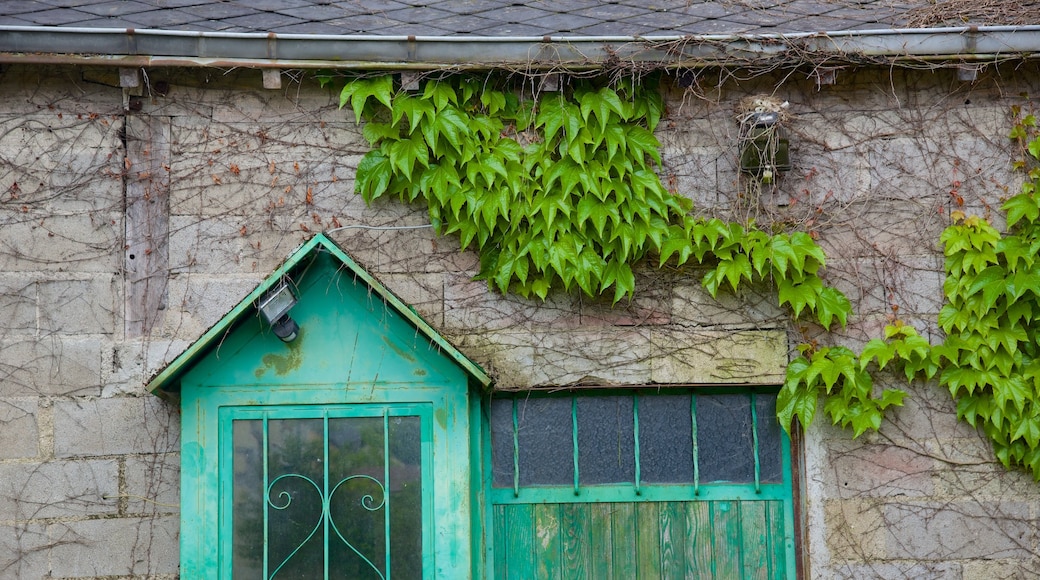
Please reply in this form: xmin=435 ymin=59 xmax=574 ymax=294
xmin=0 ymin=62 xmax=1037 ymax=577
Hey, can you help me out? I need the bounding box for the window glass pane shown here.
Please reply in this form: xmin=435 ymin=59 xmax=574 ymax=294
xmin=697 ymin=394 xmax=754 ymax=483
xmin=490 ymin=399 xmax=515 ymax=488
xmin=388 ymin=416 xmax=423 ymax=578
xmin=233 ymin=414 xmax=423 ymax=580
xmin=232 ymin=420 xmax=264 ymax=578
xmin=327 ymin=417 xmax=386 ymax=578
xmin=756 ymin=393 xmax=784 ymax=483
xmin=639 ymin=394 xmax=693 ymax=483
xmin=517 ymin=397 xmax=573 ymax=486
xmin=267 ymin=418 xmax=326 ymax=579
xmin=577 ymin=396 xmax=634 ymax=485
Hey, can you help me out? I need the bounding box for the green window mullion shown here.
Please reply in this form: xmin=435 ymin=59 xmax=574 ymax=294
xmin=750 ymin=392 xmax=761 ymax=494
xmin=262 ymin=413 xmax=270 ymax=580
xmin=572 ymin=396 xmax=579 ymax=496
xmin=691 ymin=393 xmax=700 ymax=496
xmin=383 ymin=408 xmax=392 ymax=580
xmin=633 ymin=395 xmax=641 ymax=496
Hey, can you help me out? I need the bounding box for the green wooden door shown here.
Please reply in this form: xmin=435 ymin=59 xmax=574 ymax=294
xmin=486 ymin=389 xmax=797 ymax=579
xmin=219 ymin=404 xmax=434 ymax=579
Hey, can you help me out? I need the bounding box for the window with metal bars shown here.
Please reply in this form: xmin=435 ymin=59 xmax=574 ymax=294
xmin=485 ymin=388 xmax=797 ymax=579
xmin=490 ymin=389 xmax=785 ymax=498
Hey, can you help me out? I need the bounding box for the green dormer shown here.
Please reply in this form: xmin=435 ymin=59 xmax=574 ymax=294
xmin=149 ymin=233 xmax=491 ymax=579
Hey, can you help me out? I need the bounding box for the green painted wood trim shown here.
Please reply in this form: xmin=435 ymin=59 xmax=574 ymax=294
xmin=147 ymin=233 xmax=490 ymax=398
xmin=490 ymin=484 xmax=791 ymax=504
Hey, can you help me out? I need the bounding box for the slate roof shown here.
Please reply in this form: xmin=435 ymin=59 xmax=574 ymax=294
xmin=0 ymin=0 xmax=1014 ymax=37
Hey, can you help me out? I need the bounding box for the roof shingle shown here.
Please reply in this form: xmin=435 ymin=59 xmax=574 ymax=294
xmin=0 ymin=0 xmax=998 ymax=36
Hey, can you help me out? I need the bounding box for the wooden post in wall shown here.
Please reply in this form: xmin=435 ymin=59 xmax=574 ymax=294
xmin=124 ymin=114 xmax=171 ymax=337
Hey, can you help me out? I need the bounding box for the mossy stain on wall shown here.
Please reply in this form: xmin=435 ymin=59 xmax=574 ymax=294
xmin=254 ymin=329 xmax=305 ymax=378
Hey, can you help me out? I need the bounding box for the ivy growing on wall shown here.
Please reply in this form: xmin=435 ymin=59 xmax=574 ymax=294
xmin=336 ymin=73 xmax=1040 ymax=481
xmin=781 ymin=109 xmax=1040 ymax=480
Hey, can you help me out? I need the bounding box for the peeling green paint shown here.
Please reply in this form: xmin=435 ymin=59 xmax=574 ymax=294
xmin=254 ymin=329 xmax=305 ymax=378
xmin=382 ymin=335 xmax=418 ymax=363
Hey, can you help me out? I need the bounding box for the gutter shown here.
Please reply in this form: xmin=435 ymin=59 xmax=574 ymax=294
xmin=0 ymin=25 xmax=1039 ymax=70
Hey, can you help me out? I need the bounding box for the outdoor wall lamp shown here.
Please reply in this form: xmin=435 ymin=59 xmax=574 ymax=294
xmin=257 ymin=280 xmax=299 ymax=342
xmin=738 ymin=98 xmax=791 ymax=184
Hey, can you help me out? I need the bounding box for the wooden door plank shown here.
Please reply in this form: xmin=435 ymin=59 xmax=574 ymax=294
xmin=712 ymin=501 xmax=742 ymax=579
xmin=493 ymin=505 xmax=508 ymax=579
xmin=739 ymin=501 xmax=769 ymax=580
xmin=589 ymin=503 xmax=614 ymax=579
xmin=561 ymin=503 xmax=591 ymax=579
xmin=611 ymin=503 xmax=637 ymax=580
xmin=534 ymin=504 xmax=562 ymax=580
xmin=503 ymin=504 xmax=537 ymax=579
xmin=659 ymin=501 xmax=686 ymax=579
xmin=685 ymin=501 xmax=714 ymax=579
xmin=767 ymin=500 xmax=786 ymax=579
xmin=635 ymin=502 xmax=661 ymax=578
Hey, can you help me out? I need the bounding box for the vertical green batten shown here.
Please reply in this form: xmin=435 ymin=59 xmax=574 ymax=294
xmin=572 ymin=396 xmax=579 ymax=496
xmin=383 ymin=409 xmax=391 ymax=580
xmin=691 ymin=394 xmax=700 ymax=496
xmin=512 ymin=399 xmax=519 ymax=498
xmin=633 ymin=396 xmax=641 ymax=496
xmin=262 ymin=414 xmax=269 ymax=579
xmin=750 ymin=392 xmax=761 ymax=494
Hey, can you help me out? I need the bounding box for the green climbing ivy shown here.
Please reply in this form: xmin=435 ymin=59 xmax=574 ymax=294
xmin=777 ymin=107 xmax=1040 ymax=481
xmin=928 ymin=108 xmax=1040 ymax=478
xmin=334 ymin=72 xmax=939 ymax=445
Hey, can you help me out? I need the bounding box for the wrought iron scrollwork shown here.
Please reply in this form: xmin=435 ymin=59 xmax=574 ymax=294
xmin=266 ymin=473 xmax=387 ymax=579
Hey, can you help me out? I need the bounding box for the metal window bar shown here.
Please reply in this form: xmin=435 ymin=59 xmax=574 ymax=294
xmin=750 ymin=392 xmax=761 ymax=494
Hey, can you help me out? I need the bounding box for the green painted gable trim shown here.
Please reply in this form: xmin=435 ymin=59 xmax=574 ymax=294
xmin=146 ymin=233 xmax=491 ymax=399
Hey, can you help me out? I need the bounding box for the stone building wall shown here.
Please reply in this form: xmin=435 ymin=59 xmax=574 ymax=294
xmin=0 ymin=62 xmax=1036 ymax=578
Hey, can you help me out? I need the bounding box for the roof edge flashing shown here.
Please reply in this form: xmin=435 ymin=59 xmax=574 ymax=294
xmin=0 ymin=25 xmax=1039 ymax=69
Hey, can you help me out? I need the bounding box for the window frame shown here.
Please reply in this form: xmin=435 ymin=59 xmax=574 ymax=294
xmin=218 ymin=403 xmax=435 ymax=578
xmin=481 ymin=386 xmax=798 ymax=579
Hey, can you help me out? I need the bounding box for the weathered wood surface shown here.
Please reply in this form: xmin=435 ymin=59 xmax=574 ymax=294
xmin=494 ymin=500 xmax=787 ymax=579
xmin=124 ymin=114 xmax=170 ymax=337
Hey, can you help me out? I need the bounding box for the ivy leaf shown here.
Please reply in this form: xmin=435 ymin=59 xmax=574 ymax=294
xmin=354 ymin=150 xmax=393 ymax=200
xmin=860 ymin=339 xmax=895 ymax=371
xmin=1011 ymin=412 xmax=1040 ymax=448
xmin=430 ymin=108 xmax=470 ymax=153
xmin=537 ymin=97 xmax=566 ymax=143
xmin=815 ymin=286 xmax=852 ymax=329
xmin=422 ymin=81 xmax=458 ymax=109
xmin=778 ymin=276 xmax=824 ymax=319
xmin=339 ymin=76 xmax=393 ymax=123
xmin=602 ymin=260 xmax=635 ymax=304
xmin=361 ymin=122 xmax=400 ymax=146
xmin=625 ymin=126 xmax=662 ymax=165
xmin=777 ymin=374 xmax=817 ymax=434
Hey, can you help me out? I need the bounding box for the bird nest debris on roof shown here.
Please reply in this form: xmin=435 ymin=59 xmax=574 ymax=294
xmin=904 ymin=0 xmax=1040 ymax=27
